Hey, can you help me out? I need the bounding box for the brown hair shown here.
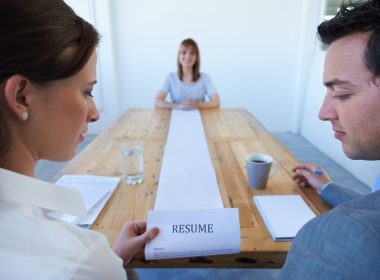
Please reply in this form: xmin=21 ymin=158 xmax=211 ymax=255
xmin=177 ymin=38 xmax=201 ymax=82
xmin=0 ymin=0 xmax=100 ymax=156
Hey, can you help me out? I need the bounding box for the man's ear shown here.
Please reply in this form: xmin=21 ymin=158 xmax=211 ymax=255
xmin=3 ymin=75 xmax=31 ymax=121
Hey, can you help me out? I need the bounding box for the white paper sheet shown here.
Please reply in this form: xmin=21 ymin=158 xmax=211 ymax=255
xmin=145 ymin=208 xmax=240 ymax=260
xmin=55 ymin=175 xmax=120 ymax=225
xmin=154 ymin=110 xmax=223 ymax=210
xmin=253 ymin=195 xmax=316 ymax=241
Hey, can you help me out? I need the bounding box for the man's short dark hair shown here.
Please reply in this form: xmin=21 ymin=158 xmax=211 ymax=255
xmin=318 ymin=0 xmax=380 ymax=77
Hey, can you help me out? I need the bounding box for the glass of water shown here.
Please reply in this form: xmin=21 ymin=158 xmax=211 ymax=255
xmin=120 ymin=141 xmax=143 ymax=185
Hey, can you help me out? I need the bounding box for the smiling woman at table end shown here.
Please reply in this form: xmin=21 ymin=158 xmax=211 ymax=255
xmin=0 ymin=0 xmax=158 ymax=279
xmin=155 ymin=38 xmax=221 ymax=110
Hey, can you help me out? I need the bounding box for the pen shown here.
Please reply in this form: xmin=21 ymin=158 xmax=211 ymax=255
xmin=314 ymin=170 xmax=324 ymax=175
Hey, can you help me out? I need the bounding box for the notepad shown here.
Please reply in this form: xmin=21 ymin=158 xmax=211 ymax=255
xmin=55 ymin=175 xmax=120 ymax=226
xmin=253 ymin=195 xmax=316 ymax=241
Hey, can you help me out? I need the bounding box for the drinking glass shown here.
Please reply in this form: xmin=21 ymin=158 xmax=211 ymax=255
xmin=120 ymin=141 xmax=143 ymax=185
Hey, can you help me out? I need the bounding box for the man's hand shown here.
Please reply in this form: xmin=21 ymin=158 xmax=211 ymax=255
xmin=292 ymin=163 xmax=331 ymax=193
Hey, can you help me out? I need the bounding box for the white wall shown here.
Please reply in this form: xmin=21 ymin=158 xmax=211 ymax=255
xmin=67 ymin=0 xmax=379 ymax=187
xmin=291 ymin=0 xmax=324 ymax=132
xmin=65 ymin=0 xmax=121 ymax=133
xmin=110 ymin=0 xmax=307 ymax=131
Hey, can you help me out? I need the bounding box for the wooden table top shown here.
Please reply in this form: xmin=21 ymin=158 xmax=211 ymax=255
xmin=56 ymin=108 xmax=330 ymax=268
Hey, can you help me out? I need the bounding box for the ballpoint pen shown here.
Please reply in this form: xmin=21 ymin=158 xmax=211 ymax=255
xmin=314 ymin=170 xmax=324 ymax=175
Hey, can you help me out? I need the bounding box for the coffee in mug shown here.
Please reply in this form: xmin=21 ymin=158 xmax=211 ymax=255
xmin=245 ymin=153 xmax=279 ymax=189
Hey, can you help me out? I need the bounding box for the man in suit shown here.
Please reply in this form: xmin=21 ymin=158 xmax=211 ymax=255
xmin=279 ymin=1 xmax=380 ymax=279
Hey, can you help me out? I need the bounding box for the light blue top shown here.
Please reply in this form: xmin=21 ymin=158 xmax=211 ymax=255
xmin=161 ymin=72 xmax=217 ymax=103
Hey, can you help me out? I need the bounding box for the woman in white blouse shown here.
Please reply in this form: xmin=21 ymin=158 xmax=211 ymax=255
xmin=0 ymin=0 xmax=158 ymax=279
xmin=155 ymin=38 xmax=221 ymax=110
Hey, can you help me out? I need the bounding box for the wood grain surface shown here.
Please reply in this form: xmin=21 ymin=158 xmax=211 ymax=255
xmin=56 ymin=108 xmax=330 ymax=268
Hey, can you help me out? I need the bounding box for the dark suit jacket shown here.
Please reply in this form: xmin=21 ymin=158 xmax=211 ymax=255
xmin=279 ymin=191 xmax=380 ymax=280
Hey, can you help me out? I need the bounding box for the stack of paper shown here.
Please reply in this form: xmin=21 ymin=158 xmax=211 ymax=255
xmin=55 ymin=175 xmax=120 ymax=226
xmin=154 ymin=109 xmax=223 ymax=210
xmin=146 ymin=110 xmax=240 ymax=260
xmin=253 ymin=195 xmax=316 ymax=241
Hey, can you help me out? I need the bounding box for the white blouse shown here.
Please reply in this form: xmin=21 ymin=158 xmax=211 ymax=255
xmin=0 ymin=168 xmax=127 ymax=280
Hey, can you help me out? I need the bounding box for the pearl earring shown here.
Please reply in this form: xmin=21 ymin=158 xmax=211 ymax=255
xmin=21 ymin=111 xmax=29 ymax=121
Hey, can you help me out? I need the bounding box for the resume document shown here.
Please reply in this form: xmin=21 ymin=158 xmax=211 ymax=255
xmin=145 ymin=208 xmax=240 ymax=260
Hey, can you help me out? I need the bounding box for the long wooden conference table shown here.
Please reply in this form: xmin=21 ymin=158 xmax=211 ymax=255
xmin=56 ymin=108 xmax=330 ymax=268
